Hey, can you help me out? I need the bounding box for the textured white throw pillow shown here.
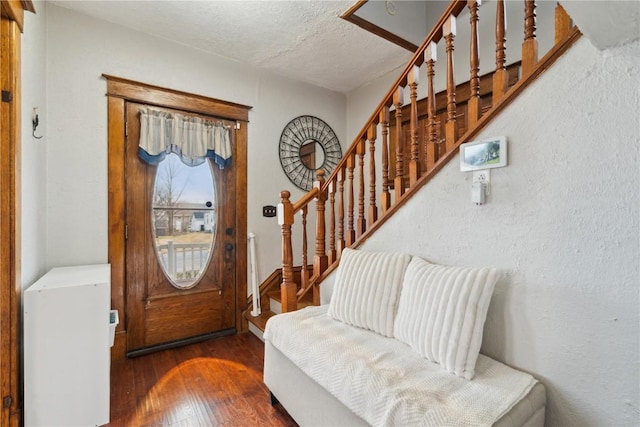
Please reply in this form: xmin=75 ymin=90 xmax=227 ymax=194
xmin=328 ymin=248 xmax=412 ymax=337
xmin=393 ymin=257 xmax=500 ymax=380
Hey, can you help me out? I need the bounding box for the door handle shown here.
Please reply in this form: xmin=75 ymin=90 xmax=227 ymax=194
xmin=224 ymin=243 xmax=234 ymax=262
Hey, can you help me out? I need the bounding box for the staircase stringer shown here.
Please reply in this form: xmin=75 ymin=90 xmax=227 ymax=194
xmin=242 ymin=265 xmax=312 ymax=328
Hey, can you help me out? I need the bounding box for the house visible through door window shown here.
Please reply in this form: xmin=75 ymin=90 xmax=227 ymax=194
xmin=152 ymin=153 xmax=216 ymax=289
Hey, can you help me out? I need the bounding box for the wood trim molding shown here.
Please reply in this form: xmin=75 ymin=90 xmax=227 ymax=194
xmin=340 ymin=1 xmax=419 ymax=52
xmin=107 ymin=96 xmax=126 ymax=360
xmin=21 ymin=0 xmax=35 ymax=13
xmin=106 ymin=76 xmax=252 ymax=357
xmin=0 ymin=16 xmax=22 ymax=427
xmin=103 ymin=75 xmax=251 ymax=122
xmin=234 ymin=113 xmax=249 ymax=333
xmin=1 ymin=1 xmax=24 ymax=31
xmin=0 ymin=0 xmax=33 ymax=32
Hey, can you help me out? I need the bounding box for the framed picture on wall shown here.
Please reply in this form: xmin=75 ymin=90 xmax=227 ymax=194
xmin=459 ymin=136 xmax=507 ymax=171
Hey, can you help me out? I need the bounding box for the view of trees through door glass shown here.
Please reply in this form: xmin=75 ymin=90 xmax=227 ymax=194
xmin=152 ymin=153 xmax=216 ymax=289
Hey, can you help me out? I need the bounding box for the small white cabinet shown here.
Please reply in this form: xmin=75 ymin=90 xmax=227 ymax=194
xmin=24 ymin=264 xmax=111 ymax=427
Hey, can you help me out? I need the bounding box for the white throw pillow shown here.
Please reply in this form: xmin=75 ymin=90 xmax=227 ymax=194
xmin=393 ymin=257 xmax=499 ymax=380
xmin=328 ymin=248 xmax=412 ymax=337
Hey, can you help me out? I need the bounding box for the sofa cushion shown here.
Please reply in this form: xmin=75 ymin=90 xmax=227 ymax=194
xmin=328 ymin=248 xmax=411 ymax=337
xmin=393 ymin=257 xmax=499 ymax=380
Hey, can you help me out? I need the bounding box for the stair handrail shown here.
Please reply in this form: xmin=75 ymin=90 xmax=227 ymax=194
xmin=276 ymin=1 xmax=467 ymax=311
xmin=320 ymin=0 xmax=468 ymax=195
xmin=277 ymin=0 xmax=580 ymax=312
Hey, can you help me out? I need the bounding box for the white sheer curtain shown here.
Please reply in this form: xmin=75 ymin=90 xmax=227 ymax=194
xmin=138 ymin=106 xmax=232 ymax=168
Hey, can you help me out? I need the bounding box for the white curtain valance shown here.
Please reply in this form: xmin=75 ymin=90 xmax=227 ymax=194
xmin=138 ymin=106 xmax=232 ymax=168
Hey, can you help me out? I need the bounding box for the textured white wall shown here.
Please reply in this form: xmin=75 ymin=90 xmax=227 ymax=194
xmin=346 ymin=68 xmax=400 ymax=142
xmin=356 ymin=0 xmax=431 ymax=46
xmin=44 ymin=5 xmax=346 ymax=284
xmin=560 ymin=0 xmax=640 ymax=50
xmin=21 ymin=4 xmax=48 ymax=287
xmin=344 ymin=37 xmax=640 ymax=426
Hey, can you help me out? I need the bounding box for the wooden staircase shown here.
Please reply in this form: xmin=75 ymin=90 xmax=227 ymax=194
xmin=247 ymin=0 xmax=582 ymax=333
xmin=244 ymin=266 xmax=313 ymax=337
xmin=246 ymin=289 xmax=313 ymax=338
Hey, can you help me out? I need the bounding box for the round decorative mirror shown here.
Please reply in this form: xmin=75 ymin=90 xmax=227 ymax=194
xmin=279 ymin=115 xmax=342 ymax=191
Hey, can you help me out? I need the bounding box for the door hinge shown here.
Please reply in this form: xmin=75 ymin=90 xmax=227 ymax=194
xmin=1 ymin=91 xmax=12 ymax=103
xmin=125 ymin=224 xmax=128 ymax=240
xmin=125 ymin=121 xmax=128 ymax=137
xmin=3 ymin=395 xmax=12 ymax=408
xmin=235 ymin=121 xmax=240 ymax=130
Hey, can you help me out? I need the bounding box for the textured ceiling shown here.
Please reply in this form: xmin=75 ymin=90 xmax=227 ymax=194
xmin=49 ymin=0 xmax=414 ymax=94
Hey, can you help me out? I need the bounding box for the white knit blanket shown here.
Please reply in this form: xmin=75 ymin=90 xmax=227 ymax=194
xmin=264 ymin=306 xmax=537 ymax=427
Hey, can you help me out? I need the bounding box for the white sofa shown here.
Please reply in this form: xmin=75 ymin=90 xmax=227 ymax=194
xmin=263 ymin=248 xmax=546 ymax=426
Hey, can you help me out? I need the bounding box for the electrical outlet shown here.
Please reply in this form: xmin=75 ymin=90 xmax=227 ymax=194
xmin=472 ymin=170 xmax=490 ymax=196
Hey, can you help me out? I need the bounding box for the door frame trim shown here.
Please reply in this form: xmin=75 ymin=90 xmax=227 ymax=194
xmin=0 ymin=15 xmax=22 ymax=427
xmin=104 ymin=75 xmax=251 ymax=359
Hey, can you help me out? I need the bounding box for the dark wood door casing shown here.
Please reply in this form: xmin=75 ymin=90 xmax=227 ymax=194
xmin=105 ymin=75 xmax=251 ymax=360
xmin=0 ymin=8 xmax=26 ymax=426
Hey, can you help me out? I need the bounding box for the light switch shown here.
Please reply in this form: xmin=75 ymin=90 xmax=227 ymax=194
xmin=262 ymin=205 xmax=277 ymax=217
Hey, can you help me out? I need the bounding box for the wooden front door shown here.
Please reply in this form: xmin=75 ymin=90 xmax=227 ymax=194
xmin=124 ymin=102 xmax=237 ymax=355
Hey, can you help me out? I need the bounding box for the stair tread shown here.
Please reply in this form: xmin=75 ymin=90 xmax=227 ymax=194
xmin=267 ymin=289 xmax=314 ymax=308
xmin=245 ymin=310 xmax=276 ymax=332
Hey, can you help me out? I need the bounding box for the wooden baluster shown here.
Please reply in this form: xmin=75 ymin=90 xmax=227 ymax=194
xmin=367 ymin=124 xmax=378 ymax=223
xmin=313 ymin=170 xmax=328 ymax=278
xmin=468 ymin=0 xmax=482 ymax=127
xmin=493 ymin=0 xmax=508 ymax=103
xmin=356 ymin=138 xmax=366 ymax=237
xmin=425 ymin=42 xmax=438 ymax=172
xmin=328 ymin=179 xmax=337 ymax=265
xmin=337 ymin=166 xmax=346 ymax=255
xmin=393 ymin=87 xmax=405 ymax=199
xmin=298 ymin=205 xmax=308 ymax=296
xmin=346 ymin=153 xmax=356 ymax=246
xmin=408 ymin=65 xmax=420 ymax=185
xmin=555 ymin=3 xmax=571 ymax=43
xmin=522 ymin=0 xmax=538 ymax=75
xmin=444 ymin=15 xmax=458 ymax=152
xmin=278 ymin=190 xmax=296 ymax=313
xmin=379 ymin=107 xmax=391 ymax=213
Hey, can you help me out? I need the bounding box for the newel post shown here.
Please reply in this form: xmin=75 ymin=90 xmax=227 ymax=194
xmin=278 ymin=190 xmax=297 ymax=313
xmin=313 ymin=170 xmax=328 ymax=280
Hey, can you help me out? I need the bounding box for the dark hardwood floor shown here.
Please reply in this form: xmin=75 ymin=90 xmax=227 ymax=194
xmin=107 ymin=332 xmax=297 ymax=426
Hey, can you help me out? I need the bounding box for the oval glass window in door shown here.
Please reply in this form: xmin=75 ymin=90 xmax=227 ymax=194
xmin=151 ymin=153 xmax=216 ymax=289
